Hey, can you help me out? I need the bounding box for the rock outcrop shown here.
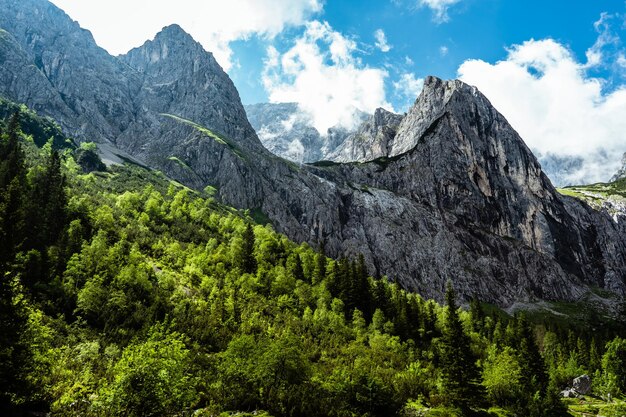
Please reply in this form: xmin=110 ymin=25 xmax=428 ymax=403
xmin=1 ymin=0 xmax=625 ymax=306
xmin=326 ymin=108 xmax=403 ymax=162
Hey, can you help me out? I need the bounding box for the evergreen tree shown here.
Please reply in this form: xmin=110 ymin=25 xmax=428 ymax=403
xmin=0 ymin=111 xmax=25 ymax=189
xmin=439 ymin=281 xmax=485 ymax=414
xmin=352 ymin=254 xmax=372 ymax=319
xmin=30 ymin=148 xmax=67 ymax=249
xmin=589 ymin=338 xmax=602 ymax=372
xmin=469 ymin=297 xmax=484 ymax=333
xmin=514 ymin=314 xmax=548 ymax=394
xmin=240 ymin=223 xmax=256 ymax=274
xmin=0 ymin=276 xmax=33 ymax=413
xmin=287 ymin=253 xmax=305 ymax=282
xmin=0 ymin=112 xmax=27 ymax=266
xmin=312 ymin=242 xmax=327 ymax=285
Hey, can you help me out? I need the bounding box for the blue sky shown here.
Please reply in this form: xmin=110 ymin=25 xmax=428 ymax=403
xmin=229 ymin=0 xmax=626 ymax=107
xmin=49 ymin=0 xmax=626 ymax=183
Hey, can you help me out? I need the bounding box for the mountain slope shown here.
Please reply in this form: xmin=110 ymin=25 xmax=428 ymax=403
xmin=0 ymin=0 xmax=625 ymax=305
xmin=4 ymin=105 xmax=611 ymax=417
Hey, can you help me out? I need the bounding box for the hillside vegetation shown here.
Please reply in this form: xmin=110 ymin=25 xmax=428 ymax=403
xmin=1 ymin=106 xmax=626 ymax=417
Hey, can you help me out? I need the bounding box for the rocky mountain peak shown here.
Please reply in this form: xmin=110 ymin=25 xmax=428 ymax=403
xmin=123 ymin=24 xmax=208 ymax=71
xmin=390 ymin=76 xmax=487 ymax=157
xmin=327 ymin=76 xmax=484 ymax=163
xmin=117 ymin=24 xmax=264 ymax=154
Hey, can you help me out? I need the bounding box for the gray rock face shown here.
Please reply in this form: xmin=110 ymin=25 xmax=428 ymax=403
xmin=611 ymin=153 xmax=626 ymax=182
xmin=0 ymin=0 xmax=140 ymax=142
xmin=244 ymin=102 xmax=362 ymax=163
xmin=119 ymin=24 xmax=264 ymax=156
xmin=326 ymin=108 xmax=403 ymax=162
xmin=1 ymin=1 xmax=626 ymax=306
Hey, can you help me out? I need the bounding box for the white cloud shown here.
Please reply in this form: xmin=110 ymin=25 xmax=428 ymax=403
xmin=418 ymin=0 xmax=461 ymax=23
xmin=263 ymin=21 xmax=391 ymax=133
xmin=49 ymin=0 xmax=323 ymax=71
xmin=393 ymin=73 xmax=424 ymax=110
xmin=584 ymin=13 xmax=621 ymax=69
xmin=439 ymin=45 xmax=449 ymax=56
xmin=458 ymin=38 xmax=626 ymax=184
xmin=374 ymin=29 xmax=391 ymax=53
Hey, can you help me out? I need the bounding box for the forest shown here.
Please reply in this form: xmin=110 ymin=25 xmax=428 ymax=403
xmin=1 ymin=104 xmax=626 ymax=417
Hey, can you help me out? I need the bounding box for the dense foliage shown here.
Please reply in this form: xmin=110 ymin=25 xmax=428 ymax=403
xmin=1 ymin=108 xmax=625 ymax=417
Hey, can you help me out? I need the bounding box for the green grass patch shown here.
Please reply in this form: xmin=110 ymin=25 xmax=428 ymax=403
xmin=167 ymin=156 xmax=192 ymax=171
xmin=160 ymin=113 xmax=246 ymax=160
xmin=565 ymin=396 xmax=626 ymax=417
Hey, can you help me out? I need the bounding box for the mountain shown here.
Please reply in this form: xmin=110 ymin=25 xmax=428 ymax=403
xmin=244 ymin=102 xmax=363 ymax=163
xmin=246 ymin=96 xmax=585 ymax=189
xmin=325 ymin=108 xmax=404 ymax=162
xmin=0 ymin=0 xmax=625 ymax=306
xmin=4 ymin=102 xmax=613 ymax=417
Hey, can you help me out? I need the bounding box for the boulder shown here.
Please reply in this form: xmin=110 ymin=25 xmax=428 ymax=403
xmin=560 ymin=388 xmax=579 ymax=398
xmin=573 ymin=374 xmax=591 ymax=395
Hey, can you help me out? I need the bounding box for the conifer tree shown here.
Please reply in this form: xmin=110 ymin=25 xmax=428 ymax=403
xmin=440 ymin=281 xmax=485 ymax=413
xmin=312 ymin=242 xmax=327 ymax=285
xmin=0 ymin=112 xmax=27 ymax=266
xmin=240 ymin=223 xmax=256 ymax=274
xmin=30 ymin=148 xmax=67 ymax=249
xmin=514 ymin=314 xmax=548 ymax=394
xmin=469 ymin=297 xmax=484 ymax=333
xmin=287 ymin=253 xmax=305 ymax=282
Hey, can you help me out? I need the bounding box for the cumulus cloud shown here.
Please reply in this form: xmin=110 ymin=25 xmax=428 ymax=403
xmin=458 ymin=38 xmax=626 ymax=184
xmin=374 ymin=29 xmax=392 ymax=52
xmin=418 ymin=0 xmax=461 ymax=23
xmin=393 ymin=73 xmax=424 ymax=110
xmin=439 ymin=46 xmax=449 ymax=56
xmin=49 ymin=0 xmax=323 ymax=70
xmin=263 ymin=21 xmax=391 ymax=133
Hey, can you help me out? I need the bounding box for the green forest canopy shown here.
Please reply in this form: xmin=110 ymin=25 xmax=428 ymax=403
xmin=0 ymin=105 xmax=626 ymax=417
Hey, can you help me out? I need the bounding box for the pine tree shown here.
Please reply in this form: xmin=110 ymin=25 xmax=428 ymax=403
xmin=240 ymin=223 xmax=256 ymax=274
xmin=0 ymin=112 xmax=27 ymax=266
xmin=469 ymin=297 xmax=484 ymax=333
xmin=312 ymin=242 xmax=327 ymax=285
xmin=312 ymin=253 xmax=326 ymax=285
xmin=353 ymin=254 xmax=372 ymax=319
xmin=0 ymin=111 xmax=25 ymax=189
xmin=440 ymin=281 xmax=485 ymax=413
xmin=576 ymin=337 xmax=589 ymax=370
xmin=514 ymin=314 xmax=548 ymax=394
xmin=589 ymin=338 xmax=602 ymax=372
xmin=30 ymin=148 xmax=67 ymax=249
xmin=287 ymin=253 xmax=305 ymax=282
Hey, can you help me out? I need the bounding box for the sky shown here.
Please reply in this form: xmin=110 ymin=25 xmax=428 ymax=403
xmin=49 ymin=0 xmax=626 ymax=183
